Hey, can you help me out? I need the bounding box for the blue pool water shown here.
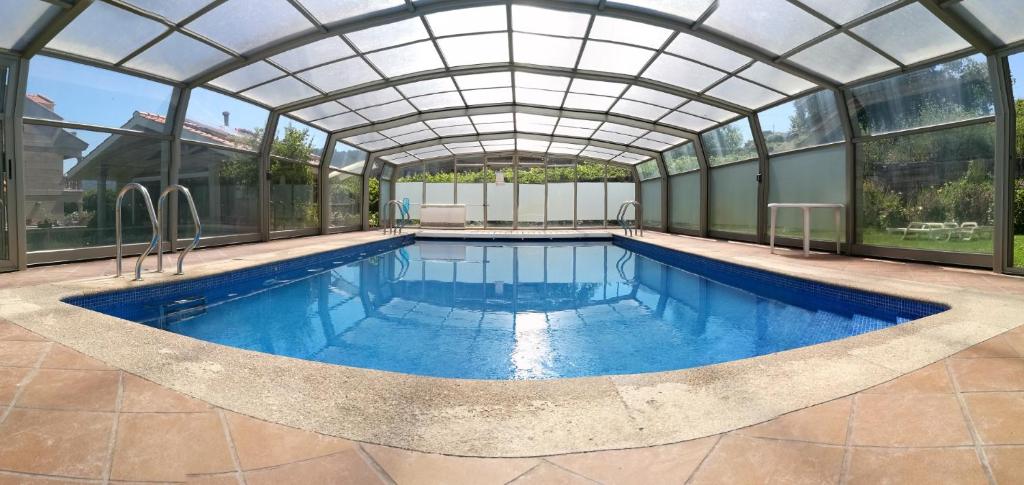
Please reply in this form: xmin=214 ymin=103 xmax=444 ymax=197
xmin=67 ymin=236 xmax=946 ymax=380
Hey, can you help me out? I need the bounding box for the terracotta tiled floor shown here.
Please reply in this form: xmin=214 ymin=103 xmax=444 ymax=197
xmin=1 ymin=232 xmax=1023 ymax=484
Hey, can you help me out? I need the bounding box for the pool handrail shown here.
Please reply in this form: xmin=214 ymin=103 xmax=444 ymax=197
xmin=155 ymin=184 xmax=202 ymax=275
xmin=383 ymin=200 xmax=409 ymax=235
xmin=616 ymin=201 xmax=643 ymax=237
xmin=114 ymin=183 xmax=160 ymax=280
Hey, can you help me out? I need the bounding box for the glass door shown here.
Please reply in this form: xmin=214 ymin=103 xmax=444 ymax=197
xmin=1009 ymin=53 xmax=1023 ymax=270
xmin=516 ymin=155 xmax=544 ymax=228
xmin=0 ymin=58 xmax=17 ymax=271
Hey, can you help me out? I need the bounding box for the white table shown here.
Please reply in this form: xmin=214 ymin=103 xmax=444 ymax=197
xmin=768 ymin=203 xmax=845 ymax=257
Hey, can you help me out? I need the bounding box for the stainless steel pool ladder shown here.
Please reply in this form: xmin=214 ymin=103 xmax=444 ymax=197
xmin=383 ymin=200 xmax=409 ymax=235
xmin=616 ymin=201 xmax=643 ymax=237
xmin=156 ymin=185 xmax=202 ymax=275
xmin=115 ymin=183 xmax=160 ymax=280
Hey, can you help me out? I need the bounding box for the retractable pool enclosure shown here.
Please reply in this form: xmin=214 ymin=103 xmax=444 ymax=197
xmin=1 ymin=0 xmax=1022 ymax=273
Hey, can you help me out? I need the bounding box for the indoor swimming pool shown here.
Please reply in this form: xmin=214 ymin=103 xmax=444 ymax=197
xmin=66 ymin=237 xmax=947 ymax=380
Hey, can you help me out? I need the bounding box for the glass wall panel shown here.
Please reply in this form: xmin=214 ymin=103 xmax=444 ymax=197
xmin=328 ymin=170 xmax=362 ymax=228
xmin=576 ymin=159 xmax=605 ymax=227
xmin=329 ymin=140 xmax=368 ymax=173
xmin=636 ymin=159 xmax=660 ymax=180
xmin=546 ymin=158 xmax=575 ymax=228
xmin=274 ymin=117 xmax=328 ymax=163
xmin=184 ymin=88 xmax=269 ymax=148
xmin=847 ymin=54 xmax=994 ymax=136
xmin=178 ymin=143 xmax=259 ymax=238
xmin=22 ymin=127 xmax=167 ymax=251
xmin=701 ymin=119 xmax=757 ymax=166
xmin=669 ymin=171 xmax=700 ymax=231
xmin=606 ymin=163 xmax=636 ymax=222
xmin=456 ymin=158 xmax=486 ymax=227
xmin=375 ymin=162 xmax=392 ymax=228
xmin=517 ymin=156 xmax=545 ymax=228
xmin=487 ymin=157 xmax=515 ymax=227
xmin=25 ymin=56 xmax=173 ymax=133
xmin=1009 ymin=53 xmax=1024 ymax=267
xmin=768 ymin=145 xmax=847 ymax=241
xmin=394 ymin=163 xmax=423 ymax=225
xmin=424 ymin=159 xmax=455 ymax=204
xmin=856 ymin=123 xmax=995 ymax=254
xmin=664 ymin=142 xmax=699 ymax=175
xmin=759 ymin=90 xmax=844 ymax=154
xmin=709 ymin=160 xmax=758 ymax=234
xmin=641 ymin=179 xmax=661 ymax=227
xmin=269 ymin=159 xmax=319 ymax=231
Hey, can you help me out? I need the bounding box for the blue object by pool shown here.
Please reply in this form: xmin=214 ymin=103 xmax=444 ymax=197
xmin=66 ymin=237 xmax=947 ymax=380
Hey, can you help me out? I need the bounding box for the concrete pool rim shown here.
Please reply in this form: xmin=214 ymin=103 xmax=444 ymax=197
xmin=1 ymin=231 xmax=1020 ymax=457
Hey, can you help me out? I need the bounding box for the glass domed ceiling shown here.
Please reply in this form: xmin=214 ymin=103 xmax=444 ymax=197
xmin=8 ymin=0 xmax=1018 ymax=164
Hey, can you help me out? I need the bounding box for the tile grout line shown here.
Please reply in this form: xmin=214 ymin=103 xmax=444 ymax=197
xmin=944 ymin=358 xmax=998 ymax=485
xmin=838 ymin=393 xmax=859 ymax=485
xmin=101 ymin=370 xmax=125 ymax=485
xmin=503 ymin=462 xmax=543 ymax=485
xmin=354 ymin=444 xmax=397 ymax=485
xmin=216 ymin=408 xmax=248 ymax=485
xmin=683 ymin=433 xmax=724 ymax=485
xmin=0 ymin=341 xmax=53 ymax=426
xmin=0 ymin=468 xmax=103 ymax=483
xmin=539 ymin=458 xmax=602 ymax=483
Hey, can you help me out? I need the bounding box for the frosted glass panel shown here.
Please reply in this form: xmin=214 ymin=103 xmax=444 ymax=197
xmin=709 ymin=160 xmax=757 ymax=234
xmin=641 ymin=179 xmax=661 ymax=227
xmin=47 ymin=1 xmax=166 ymax=63
xmin=670 ymin=172 xmax=700 ymax=231
xmin=546 ymin=158 xmax=575 ymax=227
xmin=187 ymin=0 xmax=315 ymax=54
xmin=125 ymin=32 xmax=232 ymax=81
xmin=852 ymin=3 xmax=970 ymax=65
xmin=703 ymin=0 xmax=831 ymax=54
xmin=2 ymin=0 xmax=61 ymax=51
xmin=768 ymin=145 xmax=847 ymax=241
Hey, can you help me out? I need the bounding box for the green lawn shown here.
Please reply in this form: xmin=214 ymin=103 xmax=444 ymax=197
xmin=861 ymin=230 xmax=1024 ymax=267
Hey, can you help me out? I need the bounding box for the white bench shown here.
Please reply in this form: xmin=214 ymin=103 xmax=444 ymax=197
xmin=768 ymin=203 xmax=845 ymax=257
xmin=420 ymin=204 xmax=466 ymax=229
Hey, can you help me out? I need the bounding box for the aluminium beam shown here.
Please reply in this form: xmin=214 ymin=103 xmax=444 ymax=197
xmin=370 ymin=131 xmax=660 ymax=160
xmin=21 ymin=0 xmax=93 ymax=58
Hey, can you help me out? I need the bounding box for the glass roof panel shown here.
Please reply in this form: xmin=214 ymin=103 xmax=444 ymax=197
xmin=434 ymin=125 xmax=476 ymax=136
xmin=366 ymin=41 xmax=444 ymax=78
xmin=345 ymin=132 xmax=387 ymax=144
xmin=737 ymin=62 xmax=816 ymax=95
xmin=548 ymin=142 xmax=584 ymax=155
xmin=788 ymin=33 xmax=897 ymax=84
xmin=593 ymin=130 xmax=640 ymax=145
xmin=121 ymin=0 xmax=214 ymax=23
xmin=392 ymin=130 xmax=435 ymax=144
xmin=644 ymin=131 xmax=686 ymax=145
xmin=558 ymin=118 xmax=603 ymax=129
xmin=476 ymin=123 xmax=513 ymax=134
xmin=125 ymin=31 xmax=232 ymax=81
xmin=679 ymin=100 xmax=738 ymax=122
xmin=186 ymin=0 xmax=315 ymax=54
xmin=953 ymin=0 xmax=1024 ymax=46
xmin=210 ymin=61 xmax=285 ymax=92
xmin=642 ymin=54 xmax=727 ymax=91
xmin=472 ymin=113 xmax=514 ymax=124
xmin=665 ymin=33 xmax=751 ymax=72
xmin=270 ymin=37 xmax=355 ymax=72
xmin=706 ymin=76 xmax=784 ymax=108
xmin=461 ymin=87 xmax=513 ymax=104
xmin=702 ymin=0 xmax=832 ymax=55
xmin=289 ymin=101 xmax=347 ymax=122
xmin=511 ymin=5 xmax=591 ymax=37
xmin=516 ymin=72 xmax=571 ymax=91
xmin=600 ymin=123 xmax=647 ymax=136
xmin=622 ymin=85 xmax=685 ymax=108
xmin=295 ymin=57 xmax=380 ymax=92
xmin=358 ymin=99 xmax=416 ymax=121
xmin=454 ymin=72 xmax=511 ymax=90
xmin=381 ymin=122 xmax=429 ymax=137
xmin=554 ymin=125 xmax=597 ymax=138
xmin=2 ymin=0 xmax=61 ymax=51
xmin=615 ymin=0 xmax=715 ymax=21
xmin=437 ymin=33 xmax=510 ymax=66
xmin=425 ymin=5 xmax=508 ymax=36
xmin=297 ymin=0 xmax=405 ymax=26
xmin=517 ymin=113 xmax=558 ymax=125
xmin=588 ymin=16 xmax=672 ymax=48
xmin=851 ymin=3 xmax=971 ymax=65
xmin=578 ymin=41 xmax=656 ymax=75
xmin=569 ymin=78 xmax=628 ymax=97
xmin=397 ymin=78 xmax=458 ymax=97
xmin=512 ymin=33 xmax=583 ymax=68
xmin=661 ymin=110 xmax=716 ymax=131
xmin=241 ymin=76 xmax=319 ymax=107
xmin=47 ymin=1 xmax=166 ymax=63
xmin=517 ymin=122 xmax=556 ymax=135
xmin=408 ymin=92 xmax=465 ymax=110
xmin=611 ymin=99 xmax=670 ymax=120
xmin=631 ymin=137 xmax=672 ymax=151
xmin=361 ymin=139 xmax=399 ymax=151
xmin=798 ymin=0 xmax=896 ymax=24
xmin=517 ymin=138 xmax=551 ymax=152
xmin=563 ymin=92 xmax=617 ymax=111
xmin=580 ymin=149 xmax=615 ymax=160
xmin=345 ymin=17 xmax=428 ymax=52
xmin=340 ymin=87 xmax=402 ymax=109
xmin=427 ymin=116 xmax=472 ymax=128
xmin=516 ymin=88 xmax=566 ymax=107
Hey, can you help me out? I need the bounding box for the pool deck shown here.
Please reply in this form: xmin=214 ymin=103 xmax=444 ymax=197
xmin=0 ymin=230 xmax=1023 ymax=483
